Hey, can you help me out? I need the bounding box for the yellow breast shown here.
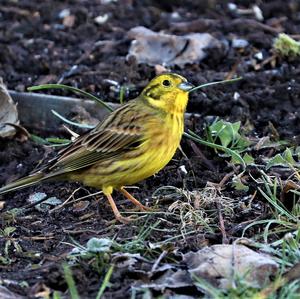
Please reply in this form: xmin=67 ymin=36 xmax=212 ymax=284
xmin=113 ymin=112 xmax=184 ymax=186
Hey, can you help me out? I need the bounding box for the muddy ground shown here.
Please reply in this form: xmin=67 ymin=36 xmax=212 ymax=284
xmin=0 ymin=0 xmax=300 ymax=298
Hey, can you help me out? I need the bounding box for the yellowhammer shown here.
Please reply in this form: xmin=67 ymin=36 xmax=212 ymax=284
xmin=0 ymin=73 xmax=194 ymax=223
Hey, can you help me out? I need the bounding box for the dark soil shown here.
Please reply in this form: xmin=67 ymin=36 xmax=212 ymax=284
xmin=0 ymin=0 xmax=300 ymax=298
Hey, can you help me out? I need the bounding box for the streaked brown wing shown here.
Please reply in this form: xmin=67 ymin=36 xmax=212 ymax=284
xmin=45 ymin=102 xmax=145 ymax=176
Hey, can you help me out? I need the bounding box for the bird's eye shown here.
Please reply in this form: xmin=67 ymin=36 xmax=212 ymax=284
xmin=162 ymin=79 xmax=171 ymax=87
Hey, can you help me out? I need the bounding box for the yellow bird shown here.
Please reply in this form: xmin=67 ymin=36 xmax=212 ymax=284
xmin=0 ymin=73 xmax=194 ymax=223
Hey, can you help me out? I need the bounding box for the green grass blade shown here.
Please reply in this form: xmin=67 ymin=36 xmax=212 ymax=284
xmin=63 ymin=263 xmax=80 ymax=299
xmin=30 ymin=134 xmax=49 ymax=145
xmin=95 ymin=265 xmax=114 ymax=299
xmin=258 ymin=187 xmax=297 ymax=222
xmin=189 ymin=77 xmax=242 ymax=92
xmin=46 ymin=137 xmax=71 ymax=144
xmin=184 ymin=131 xmax=246 ymax=169
xmin=242 ymin=219 xmax=282 ymax=238
xmin=52 ymin=291 xmax=62 ymax=299
xmin=193 ymin=275 xmax=222 ymax=298
xmin=28 ymin=83 xmax=113 ymax=112
xmin=51 ymin=109 xmax=95 ymax=129
xmin=30 ymin=134 xmax=71 ymax=146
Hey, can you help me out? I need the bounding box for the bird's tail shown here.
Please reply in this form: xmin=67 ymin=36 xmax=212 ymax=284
xmin=0 ymin=173 xmax=45 ymax=195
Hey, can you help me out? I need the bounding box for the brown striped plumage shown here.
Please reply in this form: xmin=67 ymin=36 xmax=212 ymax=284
xmin=0 ymin=73 xmax=193 ymax=223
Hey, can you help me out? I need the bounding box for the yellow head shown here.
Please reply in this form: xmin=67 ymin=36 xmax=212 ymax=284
xmin=141 ymin=73 xmax=194 ymax=115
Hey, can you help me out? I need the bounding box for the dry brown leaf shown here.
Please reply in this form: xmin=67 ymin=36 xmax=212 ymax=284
xmin=127 ymin=26 xmax=221 ymax=67
xmin=0 ymin=286 xmax=25 ymax=299
xmin=0 ymin=78 xmax=19 ymax=137
xmin=183 ymin=244 xmax=278 ymax=289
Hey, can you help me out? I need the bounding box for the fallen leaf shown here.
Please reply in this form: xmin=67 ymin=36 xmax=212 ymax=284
xmin=255 ymin=262 xmax=300 ymax=299
xmin=0 ymin=78 xmax=19 ymax=137
xmin=86 ymin=237 xmax=112 ymax=253
xmin=0 ymin=286 xmax=25 ymax=299
xmin=183 ymin=244 xmax=278 ymax=289
xmin=29 ymin=282 xmax=50 ymax=299
xmin=73 ymin=200 xmax=90 ymax=213
xmin=138 ymin=269 xmax=193 ymax=291
xmin=112 ymin=252 xmax=141 ymax=269
xmin=2 ymin=123 xmax=30 ymax=142
xmin=127 ymin=26 xmax=221 ymax=67
xmin=280 ymin=180 xmax=300 ymax=211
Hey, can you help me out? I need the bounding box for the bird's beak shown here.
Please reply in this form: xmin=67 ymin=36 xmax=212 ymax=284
xmin=177 ymin=81 xmax=195 ymax=92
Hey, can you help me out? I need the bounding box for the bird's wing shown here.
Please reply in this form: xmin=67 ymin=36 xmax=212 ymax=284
xmin=45 ymin=103 xmax=147 ymax=176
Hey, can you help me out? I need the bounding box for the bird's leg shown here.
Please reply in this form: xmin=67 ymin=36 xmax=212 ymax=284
xmin=105 ymin=193 xmax=134 ymax=224
xmin=120 ymin=187 xmax=151 ymax=211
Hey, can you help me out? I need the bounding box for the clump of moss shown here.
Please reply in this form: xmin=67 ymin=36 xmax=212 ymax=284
xmin=273 ymin=33 xmax=300 ymax=59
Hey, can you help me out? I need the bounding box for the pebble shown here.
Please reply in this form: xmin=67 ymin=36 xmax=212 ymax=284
xmin=254 ymin=52 xmax=264 ymax=61
xmin=232 ymin=39 xmax=249 ymax=49
xmin=94 ymin=14 xmax=109 ymax=24
xmin=228 ymin=3 xmax=237 ymax=11
xmin=58 ymin=8 xmax=70 ymax=19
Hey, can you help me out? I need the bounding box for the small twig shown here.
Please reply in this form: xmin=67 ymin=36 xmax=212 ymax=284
xmin=178 ymin=145 xmax=198 ymax=187
xmin=49 ymin=187 xmax=82 ymax=213
xmin=216 ymin=200 xmax=229 ymax=244
xmin=255 ymin=53 xmax=277 ymax=70
xmin=151 ymin=250 xmax=168 ymax=272
xmin=0 ymin=6 xmax=30 ymax=16
xmin=248 ymin=190 xmax=257 ymax=208
xmin=23 ymin=195 xmax=52 ymax=210
xmin=189 ymin=141 xmax=216 ymax=171
xmin=62 ymin=227 xmax=110 ymax=235
xmin=225 ymin=60 xmax=240 ymax=80
xmin=19 ymin=235 xmax=54 ymax=241
xmin=228 ymin=215 xmax=265 ymax=235
xmin=50 ymin=189 xmax=103 ymax=213
xmin=290 ymin=34 xmax=300 ymax=39
xmin=231 ymin=242 xmax=238 ymax=289
xmin=72 ymin=190 xmax=103 ymax=204
xmin=79 ymin=212 xmax=96 ymax=221
xmin=63 ymin=125 xmax=79 ymax=138
xmin=217 ymin=171 xmax=235 ymax=190
xmin=231 ymin=18 xmax=282 ymax=34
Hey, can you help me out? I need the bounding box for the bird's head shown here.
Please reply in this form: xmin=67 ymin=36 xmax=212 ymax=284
xmin=141 ymin=73 xmax=194 ymax=115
